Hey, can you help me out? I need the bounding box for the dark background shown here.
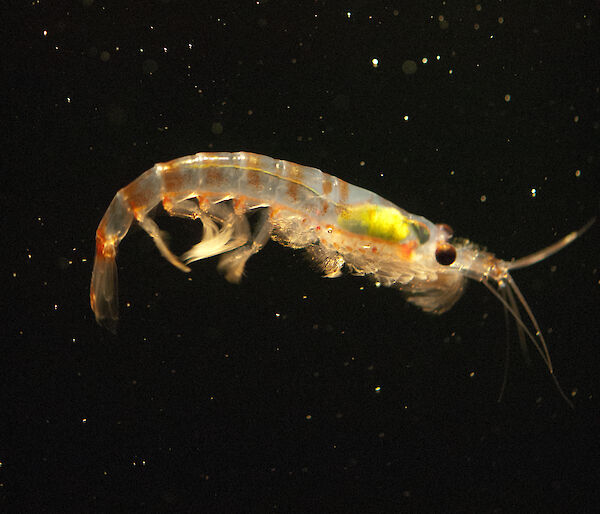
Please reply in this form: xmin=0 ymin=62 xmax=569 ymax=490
xmin=3 ymin=0 xmax=599 ymax=511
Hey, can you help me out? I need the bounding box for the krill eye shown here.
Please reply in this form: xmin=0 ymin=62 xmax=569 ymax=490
xmin=435 ymin=243 xmax=457 ymax=266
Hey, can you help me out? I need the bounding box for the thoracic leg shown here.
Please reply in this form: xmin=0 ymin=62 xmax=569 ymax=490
xmin=137 ymin=215 xmax=191 ymax=272
xmin=306 ymin=245 xmax=344 ymax=278
xmin=217 ymin=208 xmax=273 ymax=283
xmin=181 ymin=202 xmax=249 ymax=265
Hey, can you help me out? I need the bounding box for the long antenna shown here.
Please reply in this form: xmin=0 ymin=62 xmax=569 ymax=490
xmin=508 ymin=218 xmax=595 ymax=271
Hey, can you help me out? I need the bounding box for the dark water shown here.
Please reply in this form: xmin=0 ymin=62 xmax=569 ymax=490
xmin=4 ymin=1 xmax=600 ymax=511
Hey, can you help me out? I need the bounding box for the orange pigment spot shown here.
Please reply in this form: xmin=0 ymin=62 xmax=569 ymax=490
xmin=247 ymin=169 xmax=262 ymax=189
xmin=339 ymin=180 xmax=349 ymax=202
xmin=397 ymin=241 xmax=417 ymax=260
xmin=233 ymin=196 xmax=246 ymax=214
xmin=162 ymin=195 xmax=175 ymax=211
xmin=161 ymin=164 xmax=184 ymax=192
xmin=131 ymin=204 xmax=144 ymax=221
xmin=96 ymin=233 xmax=115 ymax=259
xmin=287 ymin=181 xmax=299 ymax=202
xmin=206 ymin=169 xmax=223 ymax=186
xmin=196 ymin=195 xmax=210 ymax=210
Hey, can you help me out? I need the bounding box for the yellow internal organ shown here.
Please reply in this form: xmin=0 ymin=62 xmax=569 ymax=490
xmin=338 ymin=205 xmax=415 ymax=242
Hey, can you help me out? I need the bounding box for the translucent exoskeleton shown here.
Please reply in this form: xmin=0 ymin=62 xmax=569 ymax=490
xmin=90 ymin=152 xmax=594 ymax=406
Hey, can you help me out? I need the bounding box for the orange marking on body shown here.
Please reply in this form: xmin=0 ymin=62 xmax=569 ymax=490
xmin=247 ymin=169 xmax=262 ymax=189
xmin=95 ymin=236 xmax=105 ymax=256
xmin=339 ymin=180 xmax=349 ymax=203
xmin=321 ymin=200 xmax=329 ymax=214
xmin=161 ymin=163 xmax=184 ymax=192
xmin=329 ymin=225 xmax=418 ymax=259
xmin=322 ymin=179 xmax=332 ymax=196
xmin=206 ymin=168 xmax=224 ymax=186
xmin=96 ymin=231 xmax=115 ymax=259
xmin=196 ymin=195 xmax=210 ymax=210
xmin=233 ymin=196 xmax=246 ymax=214
xmin=397 ymin=241 xmax=417 ymax=260
xmin=162 ymin=194 xmax=175 ymax=212
xmin=287 ymin=181 xmax=299 ymax=202
xmin=129 ymin=202 xmax=144 ymax=221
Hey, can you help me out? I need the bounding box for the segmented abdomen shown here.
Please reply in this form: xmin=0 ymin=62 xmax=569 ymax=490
xmin=119 ymin=151 xmax=381 ymax=223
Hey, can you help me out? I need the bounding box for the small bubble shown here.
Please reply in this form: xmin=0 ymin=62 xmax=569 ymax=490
xmin=211 ymin=121 xmax=223 ymax=135
xmin=402 ymin=60 xmax=417 ymax=75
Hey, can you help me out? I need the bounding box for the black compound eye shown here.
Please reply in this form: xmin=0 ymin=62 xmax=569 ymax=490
xmin=435 ymin=243 xmax=457 ymax=266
